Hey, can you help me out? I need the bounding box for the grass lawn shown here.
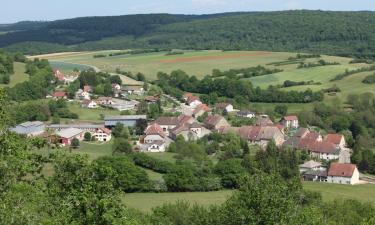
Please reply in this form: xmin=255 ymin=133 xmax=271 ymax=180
xmin=122 ymin=190 xmax=234 ymax=213
xmin=67 ymin=102 xmax=121 ymax=122
xmin=303 ymin=182 xmax=375 ymax=203
xmin=145 ymin=152 xmax=178 ymax=163
xmin=0 ymin=62 xmax=28 ymax=88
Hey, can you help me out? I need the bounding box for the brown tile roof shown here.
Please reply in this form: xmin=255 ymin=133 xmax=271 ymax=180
xmin=204 ymin=115 xmax=224 ymax=126
xmin=100 ymin=128 xmax=112 ymax=135
xmin=325 ymin=134 xmax=343 ymax=145
xmin=256 ymin=116 xmax=274 ymax=126
xmin=83 ymin=85 xmax=92 ymax=92
xmin=307 ymin=141 xmax=338 ymax=154
xmin=294 ymin=128 xmax=309 ymax=138
xmin=187 ymin=96 xmax=200 ymax=104
xmin=283 ymin=115 xmax=298 ymax=121
xmin=145 ymin=123 xmax=165 ymax=138
xmin=183 ymin=93 xmax=193 ymax=98
xmin=215 ymin=102 xmax=231 ymax=110
xmin=82 ymin=99 xmax=94 ymax=105
xmin=53 ymin=91 xmax=67 ymax=98
xmin=328 ymin=163 xmax=356 ymax=177
xmin=193 ymin=104 xmax=211 ymax=115
xmin=178 ymin=115 xmax=193 ymax=125
xmin=154 ymin=117 xmax=180 ymax=126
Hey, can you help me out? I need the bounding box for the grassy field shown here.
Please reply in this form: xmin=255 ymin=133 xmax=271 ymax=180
xmin=0 ymin=62 xmax=28 ymax=87
xmin=122 ymin=182 xmax=375 ymax=212
xmin=67 ymin=102 xmax=121 ymax=122
xmin=145 ymin=152 xmax=178 ymax=163
xmin=303 ymin=182 xmax=375 ymax=203
xmin=122 ymin=190 xmax=233 ymax=213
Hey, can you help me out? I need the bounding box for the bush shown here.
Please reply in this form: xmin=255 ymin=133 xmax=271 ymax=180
xmin=362 ymin=74 xmax=375 ymax=84
xmin=84 ymin=132 xmax=92 ymax=141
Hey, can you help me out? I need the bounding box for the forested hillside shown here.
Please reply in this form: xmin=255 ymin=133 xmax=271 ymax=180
xmin=2 ymin=11 xmax=375 ymax=55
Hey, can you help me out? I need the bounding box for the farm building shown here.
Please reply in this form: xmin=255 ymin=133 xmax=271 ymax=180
xmin=52 ymin=91 xmax=67 ymax=99
xmin=152 ymin=115 xmax=194 ymax=135
xmin=204 ymin=115 xmax=230 ymax=131
xmin=170 ymin=122 xmax=211 ymax=141
xmin=81 ymin=99 xmax=98 ymax=108
xmin=56 ymin=128 xmax=84 ymax=146
xmin=327 ymin=163 xmax=359 ymax=185
xmin=299 ymin=160 xmax=324 ymax=173
xmin=47 ymin=124 xmax=104 ymax=132
xmin=104 ymin=115 xmax=147 ymax=128
xmin=93 ymin=128 xmax=112 ymax=142
xmin=215 ymin=102 xmax=234 ymax=112
xmin=10 ymin=121 xmax=45 ymax=137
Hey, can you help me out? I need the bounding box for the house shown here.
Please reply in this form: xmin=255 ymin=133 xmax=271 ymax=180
xmin=97 ymin=97 xmax=115 ymax=106
xmin=192 ymin=104 xmax=211 ymax=118
xmin=54 ymin=69 xmax=65 ymax=82
xmin=203 ymin=115 xmax=230 ymax=131
xmin=93 ymin=128 xmax=112 ymax=142
xmin=183 ymin=93 xmax=194 ymax=101
xmin=325 ymin=134 xmax=346 ymax=149
xmin=299 ymin=160 xmax=324 ymax=173
xmin=255 ymin=115 xmax=274 ymax=126
xmin=10 ymin=121 xmax=45 ymax=137
xmin=327 ymin=163 xmax=359 ymax=185
xmin=232 ymin=125 xmax=285 ymax=148
xmin=302 ymin=170 xmax=327 ymax=182
xmin=307 ymin=141 xmax=341 ymax=161
xmin=81 ymin=99 xmax=98 ymax=109
xmin=153 ymin=115 xmax=194 ymax=135
xmin=123 ymin=85 xmax=144 ymax=95
xmin=143 ymin=123 xmax=166 ymax=144
xmin=112 ymin=83 xmax=122 ymax=97
xmin=53 ymin=91 xmax=67 ymax=99
xmin=215 ymin=102 xmax=234 ymax=112
xmin=146 ymin=140 xmax=166 ymax=152
xmin=186 ymin=96 xmax=202 ymax=108
xmin=111 ymin=100 xmax=139 ymax=111
xmin=281 ymin=115 xmax=299 ymax=129
xmin=145 ymin=96 xmax=160 ymax=103
xmin=104 ymin=115 xmax=147 ymax=128
xmin=237 ymin=110 xmax=256 ymax=118
xmin=83 ymin=85 xmax=93 ymax=93
xmin=170 ymin=122 xmax=211 ymax=141
xmin=56 ymin=128 xmax=84 ymax=146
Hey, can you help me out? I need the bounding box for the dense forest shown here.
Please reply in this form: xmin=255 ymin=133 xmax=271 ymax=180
xmin=2 ymin=11 xmax=375 ymax=55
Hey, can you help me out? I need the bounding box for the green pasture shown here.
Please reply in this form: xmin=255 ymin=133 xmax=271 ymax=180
xmin=67 ymin=102 xmax=121 ymax=122
xmin=0 ymin=62 xmax=28 ymax=87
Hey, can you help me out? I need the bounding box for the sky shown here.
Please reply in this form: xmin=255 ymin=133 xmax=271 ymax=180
xmin=2 ymin=0 xmax=375 ymax=23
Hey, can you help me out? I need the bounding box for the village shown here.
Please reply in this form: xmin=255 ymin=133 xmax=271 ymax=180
xmin=9 ymin=69 xmax=363 ymax=186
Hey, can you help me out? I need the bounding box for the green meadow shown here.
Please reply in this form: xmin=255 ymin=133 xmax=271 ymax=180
xmin=0 ymin=62 xmax=29 ymax=87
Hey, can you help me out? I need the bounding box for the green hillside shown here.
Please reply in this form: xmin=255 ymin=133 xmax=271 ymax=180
xmin=3 ymin=11 xmax=375 ymax=55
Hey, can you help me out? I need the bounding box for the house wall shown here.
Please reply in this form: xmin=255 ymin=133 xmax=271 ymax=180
xmin=225 ymin=105 xmax=234 ymax=112
xmin=147 ymin=144 xmax=166 ymax=152
xmin=312 ymin=152 xmax=340 ymax=161
xmin=189 ymin=100 xmax=202 ymax=108
xmin=144 ymin=134 xmax=164 ymax=144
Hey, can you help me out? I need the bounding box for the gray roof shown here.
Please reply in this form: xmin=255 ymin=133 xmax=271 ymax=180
xmin=300 ymin=160 xmax=322 ymax=169
xmin=19 ymin=121 xmax=44 ymax=128
xmin=56 ymin=128 xmax=84 ymax=139
xmin=47 ymin=124 xmax=104 ymax=129
xmin=104 ymin=115 xmax=147 ymax=121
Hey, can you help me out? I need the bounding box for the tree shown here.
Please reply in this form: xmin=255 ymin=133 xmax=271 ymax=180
xmin=135 ymin=119 xmax=148 ymax=135
xmin=71 ymin=138 xmax=80 ymax=149
xmin=274 ymin=105 xmax=288 ymax=116
xmin=84 ymin=132 xmax=92 ymax=141
xmin=112 ymin=138 xmax=132 ymax=155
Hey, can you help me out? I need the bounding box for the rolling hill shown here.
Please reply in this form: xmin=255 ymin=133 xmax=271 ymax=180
xmin=3 ymin=11 xmax=375 ymax=55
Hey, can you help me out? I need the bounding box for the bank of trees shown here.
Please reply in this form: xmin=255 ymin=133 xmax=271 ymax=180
xmin=154 ymin=70 xmax=324 ymax=104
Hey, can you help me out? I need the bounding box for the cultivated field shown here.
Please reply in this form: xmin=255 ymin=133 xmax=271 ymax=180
xmin=33 ymin=50 xmax=375 ymax=103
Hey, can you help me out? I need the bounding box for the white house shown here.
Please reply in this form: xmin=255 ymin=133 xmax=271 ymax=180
xmin=237 ymin=110 xmax=256 ymax=118
xmin=327 ymin=163 xmax=359 ymax=185
xmin=81 ymin=99 xmax=98 ymax=109
xmin=143 ymin=123 xmax=166 ymax=144
xmin=299 ymin=160 xmax=325 ymax=173
xmin=93 ymin=128 xmax=112 ymax=142
xmin=215 ymin=102 xmax=234 ymax=112
xmin=308 ymin=141 xmax=341 ymax=161
xmin=281 ymin=115 xmax=299 ymax=129
xmin=186 ymin=96 xmax=202 ymax=108
xmin=146 ymin=140 xmax=166 ymax=152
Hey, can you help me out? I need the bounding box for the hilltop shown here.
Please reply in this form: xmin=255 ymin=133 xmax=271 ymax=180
xmin=2 ymin=11 xmax=375 ymax=55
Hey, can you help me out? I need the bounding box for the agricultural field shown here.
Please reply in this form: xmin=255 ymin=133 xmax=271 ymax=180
xmin=33 ymin=50 xmax=375 ymax=104
xmin=66 ymin=102 xmax=122 ymax=122
xmin=0 ymin=62 xmax=28 ymax=87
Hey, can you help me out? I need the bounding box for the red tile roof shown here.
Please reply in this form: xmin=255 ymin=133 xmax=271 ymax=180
xmin=193 ymin=104 xmax=211 ymax=115
xmin=283 ymin=115 xmax=298 ymax=121
xmin=183 ymin=93 xmax=193 ymax=98
xmin=83 ymin=85 xmax=92 ymax=92
xmin=307 ymin=141 xmax=338 ymax=154
xmin=53 ymin=91 xmax=67 ymax=98
xmin=154 ymin=117 xmax=180 ymax=126
xmin=215 ymin=102 xmax=232 ymax=110
xmin=328 ymin=163 xmax=356 ymax=177
xmin=204 ymin=115 xmax=225 ymax=126
xmin=325 ymin=134 xmax=343 ymax=145
xmin=100 ymin=128 xmax=112 ymax=135
xmin=145 ymin=123 xmax=165 ymax=137
xmin=187 ymin=96 xmax=201 ymax=104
